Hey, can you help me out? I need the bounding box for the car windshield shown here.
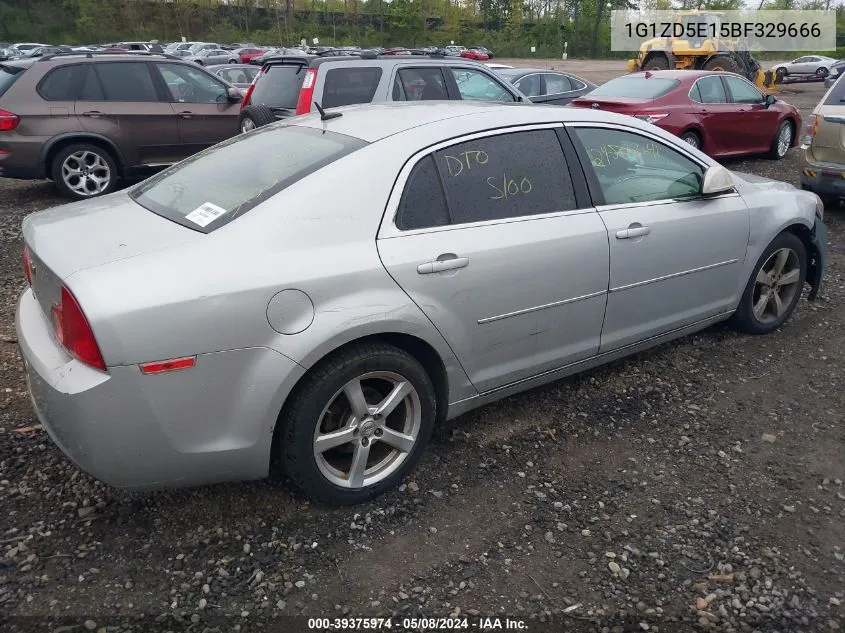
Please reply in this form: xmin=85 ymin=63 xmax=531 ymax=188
xmin=130 ymin=125 xmax=366 ymax=232
xmin=589 ymin=77 xmax=679 ymax=99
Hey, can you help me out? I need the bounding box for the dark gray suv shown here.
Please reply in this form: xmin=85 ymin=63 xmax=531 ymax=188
xmin=0 ymin=52 xmax=243 ymax=199
xmin=239 ymin=54 xmax=528 ymax=133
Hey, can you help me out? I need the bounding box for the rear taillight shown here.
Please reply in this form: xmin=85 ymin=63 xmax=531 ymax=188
xmin=633 ymin=113 xmax=669 ymax=124
xmin=801 ymin=114 xmax=819 ymax=148
xmin=51 ymin=286 xmax=106 ymax=371
xmin=241 ymin=69 xmax=263 ymax=110
xmin=0 ymin=109 xmax=19 ymax=132
xmin=295 ymin=68 xmax=317 ymax=115
xmin=23 ymin=246 xmax=32 ymax=286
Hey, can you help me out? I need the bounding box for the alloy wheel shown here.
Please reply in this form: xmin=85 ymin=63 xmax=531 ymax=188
xmin=682 ymin=134 xmax=699 ymax=149
xmin=313 ymin=371 xmax=421 ymax=489
xmin=61 ymin=151 xmax=111 ymax=197
xmin=240 ymin=117 xmax=256 ymax=133
xmin=777 ymin=124 xmax=791 ymax=157
xmin=752 ymin=247 xmax=801 ymax=324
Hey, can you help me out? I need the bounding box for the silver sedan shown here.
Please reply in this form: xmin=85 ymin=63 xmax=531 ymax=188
xmin=16 ymin=102 xmax=828 ymax=505
xmin=772 ymin=55 xmax=838 ymax=80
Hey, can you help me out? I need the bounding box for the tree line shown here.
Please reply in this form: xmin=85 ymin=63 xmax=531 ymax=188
xmin=1 ymin=0 xmax=843 ymax=59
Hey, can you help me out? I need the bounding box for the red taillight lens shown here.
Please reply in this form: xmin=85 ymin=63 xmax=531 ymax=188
xmin=241 ymin=69 xmax=263 ymax=110
xmin=23 ymin=246 xmax=32 ymax=286
xmin=295 ymin=68 xmax=317 ymax=115
xmin=0 ymin=109 xmax=20 ymax=132
xmin=140 ymin=357 xmax=196 ymax=374
xmin=51 ymin=286 xmax=106 ymax=371
xmin=802 ymin=114 xmax=819 ymax=147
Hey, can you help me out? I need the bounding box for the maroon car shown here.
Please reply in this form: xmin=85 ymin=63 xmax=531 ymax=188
xmin=570 ymin=70 xmax=800 ymax=160
xmin=460 ymin=49 xmax=490 ymax=61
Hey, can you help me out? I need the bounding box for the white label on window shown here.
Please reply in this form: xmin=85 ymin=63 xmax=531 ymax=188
xmin=185 ymin=202 xmax=229 ymax=227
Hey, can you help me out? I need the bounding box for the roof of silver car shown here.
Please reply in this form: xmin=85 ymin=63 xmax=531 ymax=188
xmin=294 ymin=101 xmax=645 ymax=143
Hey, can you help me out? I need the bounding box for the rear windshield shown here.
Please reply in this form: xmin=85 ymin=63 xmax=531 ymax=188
xmin=0 ymin=64 xmax=24 ymax=98
xmin=251 ymin=64 xmax=306 ymax=109
xmin=824 ymin=76 xmax=845 ymax=105
xmin=589 ymin=77 xmax=679 ymax=99
xmin=322 ymin=67 xmax=382 ymax=108
xmin=129 ymin=125 xmax=366 ymax=232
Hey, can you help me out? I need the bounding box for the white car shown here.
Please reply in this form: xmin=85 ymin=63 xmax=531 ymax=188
xmin=773 ymin=55 xmax=838 ymax=79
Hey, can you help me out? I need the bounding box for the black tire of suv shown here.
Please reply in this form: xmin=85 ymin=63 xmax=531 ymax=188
xmin=239 ymin=105 xmax=276 ymax=132
xmin=50 ymin=143 xmax=118 ymax=200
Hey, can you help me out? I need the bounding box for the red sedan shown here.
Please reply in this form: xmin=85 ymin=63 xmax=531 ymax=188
xmin=460 ymin=49 xmax=490 ymax=61
xmin=570 ymin=70 xmax=800 ymax=159
xmin=235 ymin=47 xmax=266 ymax=64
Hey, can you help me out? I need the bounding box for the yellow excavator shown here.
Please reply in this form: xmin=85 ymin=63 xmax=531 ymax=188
xmin=627 ymin=11 xmax=779 ymax=93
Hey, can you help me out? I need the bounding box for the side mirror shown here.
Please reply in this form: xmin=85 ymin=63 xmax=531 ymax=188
xmin=764 ymin=94 xmax=776 ymax=108
xmin=701 ymin=164 xmax=735 ymax=196
xmin=227 ymin=86 xmax=243 ymax=102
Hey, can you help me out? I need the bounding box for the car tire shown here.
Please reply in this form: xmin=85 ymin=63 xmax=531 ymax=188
xmin=277 ymin=343 xmax=436 ymax=505
xmin=732 ymin=232 xmax=807 ymax=335
xmin=768 ymin=120 xmax=793 ymax=159
xmin=680 ymin=130 xmax=702 ymax=150
xmin=50 ymin=143 xmax=117 ymax=200
xmin=239 ymin=104 xmax=275 ymax=132
xmin=776 ymin=67 xmax=787 ymax=80
xmin=816 ymin=67 xmax=829 ymax=78
xmin=643 ymin=56 xmax=670 ymax=71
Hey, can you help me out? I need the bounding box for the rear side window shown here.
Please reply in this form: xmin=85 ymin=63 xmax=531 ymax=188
xmin=94 ymin=62 xmax=159 ymax=102
xmin=38 ymin=65 xmax=84 ymax=101
xmin=0 ymin=65 xmax=25 ymax=99
xmin=590 ymin=77 xmax=678 ymax=99
xmin=393 ymin=68 xmax=448 ymax=101
xmin=544 ymin=73 xmax=572 ymax=94
xmin=322 ymin=67 xmax=382 ymax=108
xmin=825 ymin=77 xmax=845 ymax=105
xmin=692 ymin=76 xmax=727 ymax=104
xmin=396 ymin=156 xmax=450 ymax=230
xmin=79 ymin=65 xmax=105 ymax=100
xmin=130 ymin=125 xmax=366 ymax=232
xmin=251 ymin=65 xmax=305 ymax=109
xmin=434 ymin=129 xmax=576 ymax=225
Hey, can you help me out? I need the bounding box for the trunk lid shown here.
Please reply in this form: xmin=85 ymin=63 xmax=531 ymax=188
xmin=23 ymin=192 xmax=201 ymax=317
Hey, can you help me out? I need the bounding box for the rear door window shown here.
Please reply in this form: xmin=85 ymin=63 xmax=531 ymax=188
xmin=0 ymin=65 xmax=25 ymax=98
xmin=250 ymin=64 xmax=306 ymax=109
xmin=691 ymin=76 xmax=727 ymax=104
xmin=322 ymin=67 xmax=382 ymax=108
xmin=515 ymin=74 xmax=542 ymax=97
xmin=38 ymin=65 xmax=84 ymax=101
xmin=543 ymin=73 xmax=572 ymax=94
xmin=393 ymin=68 xmax=448 ymax=101
xmin=434 ymin=129 xmax=576 ymax=224
xmin=94 ymin=62 xmax=160 ymax=102
xmin=396 ymin=156 xmax=450 ymax=230
xmin=130 ymin=125 xmax=366 ymax=232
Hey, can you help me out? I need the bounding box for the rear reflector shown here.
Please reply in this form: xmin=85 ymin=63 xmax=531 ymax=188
xmin=140 ymin=357 xmax=196 ymax=374
xmin=23 ymin=246 xmax=31 ymax=286
xmin=51 ymin=286 xmax=106 ymax=371
xmin=0 ymin=109 xmax=19 ymax=132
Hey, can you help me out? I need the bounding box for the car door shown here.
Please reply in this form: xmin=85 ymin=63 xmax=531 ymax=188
xmin=689 ymin=75 xmax=742 ymax=155
xmin=723 ymin=75 xmax=779 ymax=154
xmin=377 ymin=127 xmax=609 ymax=393
xmin=75 ymin=61 xmax=183 ymax=167
xmin=153 ymin=62 xmax=239 ymax=156
xmin=569 ymin=124 xmax=749 ymax=353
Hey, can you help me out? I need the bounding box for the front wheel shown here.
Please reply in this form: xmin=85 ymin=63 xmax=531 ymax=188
xmin=278 ymin=343 xmax=436 ymax=505
xmin=732 ymin=232 xmax=807 ymax=335
xmin=769 ymin=120 xmax=793 ymax=159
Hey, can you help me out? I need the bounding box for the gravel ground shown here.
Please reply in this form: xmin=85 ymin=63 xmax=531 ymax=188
xmin=1 ymin=66 xmax=844 ymax=633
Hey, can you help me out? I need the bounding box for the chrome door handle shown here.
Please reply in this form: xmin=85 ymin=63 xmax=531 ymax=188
xmin=177 ymin=111 xmax=193 ymax=118
xmin=417 ymin=256 xmax=469 ymax=274
xmin=616 ymin=226 xmax=651 ymax=239
xmin=81 ymin=111 xmax=103 ymax=118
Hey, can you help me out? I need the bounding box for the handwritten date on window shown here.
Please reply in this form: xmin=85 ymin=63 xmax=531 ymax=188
xmin=442 ymin=150 xmax=533 ymax=201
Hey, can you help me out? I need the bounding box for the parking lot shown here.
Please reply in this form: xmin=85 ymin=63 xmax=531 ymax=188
xmin=1 ymin=59 xmax=844 ymax=632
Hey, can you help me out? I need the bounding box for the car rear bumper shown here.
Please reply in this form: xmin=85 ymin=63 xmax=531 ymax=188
xmin=16 ymin=287 xmax=306 ymax=489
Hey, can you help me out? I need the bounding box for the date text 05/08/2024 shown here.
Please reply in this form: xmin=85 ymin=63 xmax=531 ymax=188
xmin=307 ymin=617 xmax=529 ymax=631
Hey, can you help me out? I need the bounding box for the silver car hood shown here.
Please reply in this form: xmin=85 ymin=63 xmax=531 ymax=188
xmin=729 ymin=170 xmax=796 ymax=192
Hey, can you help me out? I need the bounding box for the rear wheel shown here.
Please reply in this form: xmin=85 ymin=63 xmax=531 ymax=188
xmin=733 ymin=232 xmax=806 ymax=335
xmin=680 ymin=130 xmax=701 ymax=150
xmin=702 ymin=56 xmax=742 ymax=74
xmin=278 ymin=343 xmax=436 ymax=505
xmin=50 ymin=143 xmax=117 ymax=200
xmin=642 ymin=55 xmax=670 ymax=71
xmin=768 ymin=120 xmax=793 ymax=159
xmin=239 ymin=104 xmax=275 ymax=133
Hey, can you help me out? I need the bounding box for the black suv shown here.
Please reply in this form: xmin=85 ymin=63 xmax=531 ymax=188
xmin=238 ymin=53 xmax=527 ymax=133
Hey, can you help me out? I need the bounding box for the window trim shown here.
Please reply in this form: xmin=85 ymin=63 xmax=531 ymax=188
xmin=564 ymin=121 xmax=738 ymax=211
xmin=540 ymin=72 xmax=579 ymax=96
xmin=378 ymin=123 xmax=595 ymax=240
xmin=36 ymin=63 xmax=85 ymax=101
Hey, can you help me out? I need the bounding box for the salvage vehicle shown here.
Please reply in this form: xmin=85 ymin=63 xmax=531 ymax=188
xmin=17 ymin=102 xmax=827 ymax=505
xmin=800 ymin=76 xmax=845 ymax=203
xmin=570 ymin=70 xmax=799 ymax=159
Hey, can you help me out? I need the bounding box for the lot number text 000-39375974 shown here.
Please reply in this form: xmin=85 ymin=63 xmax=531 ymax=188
xmin=609 ymin=10 xmax=835 ymax=52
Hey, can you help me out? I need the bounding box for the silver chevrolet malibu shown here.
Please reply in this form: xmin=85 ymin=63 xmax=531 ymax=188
xmin=16 ymin=102 xmax=828 ymax=505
